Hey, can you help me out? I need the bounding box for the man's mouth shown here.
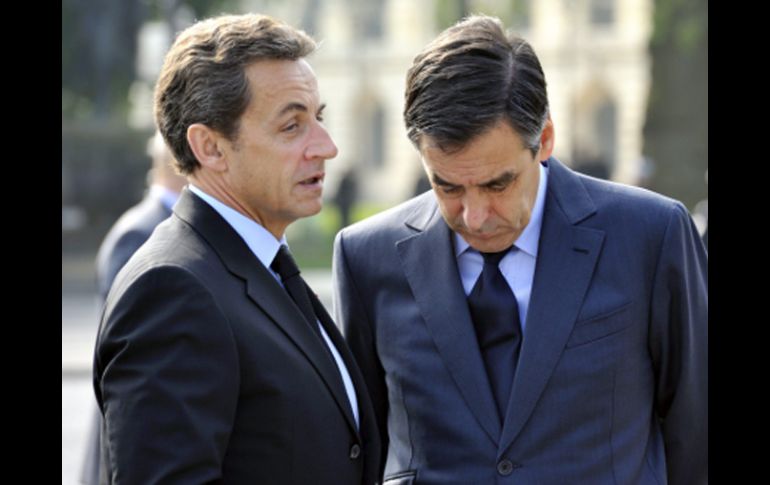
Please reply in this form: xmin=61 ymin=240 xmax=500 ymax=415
xmin=299 ymin=173 xmax=324 ymax=185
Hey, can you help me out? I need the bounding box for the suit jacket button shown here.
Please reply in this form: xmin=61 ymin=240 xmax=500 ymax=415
xmin=349 ymin=444 xmax=361 ymax=459
xmin=497 ymin=459 xmax=514 ymax=476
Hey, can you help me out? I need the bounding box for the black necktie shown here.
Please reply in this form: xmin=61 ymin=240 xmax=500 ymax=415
xmin=271 ymin=245 xmax=323 ymax=340
xmin=467 ymin=247 xmax=522 ymax=421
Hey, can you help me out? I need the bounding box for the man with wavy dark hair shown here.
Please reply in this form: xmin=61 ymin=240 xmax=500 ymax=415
xmin=334 ymin=15 xmax=707 ymax=485
xmin=94 ymin=14 xmax=380 ymax=484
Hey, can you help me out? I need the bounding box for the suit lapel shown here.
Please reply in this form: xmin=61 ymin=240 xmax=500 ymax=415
xmin=306 ymin=285 xmax=376 ymax=438
xmin=311 ymin=293 xmax=381 ymax=483
xmin=243 ymin=276 xmax=360 ymax=438
xmin=173 ymin=189 xmax=359 ymax=438
xmin=499 ymin=159 xmax=605 ymax=454
xmin=396 ymin=197 xmax=502 ymax=445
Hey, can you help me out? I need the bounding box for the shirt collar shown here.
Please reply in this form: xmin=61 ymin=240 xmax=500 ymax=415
xmin=454 ymin=162 xmax=548 ymax=258
xmin=188 ymin=184 xmax=286 ymax=270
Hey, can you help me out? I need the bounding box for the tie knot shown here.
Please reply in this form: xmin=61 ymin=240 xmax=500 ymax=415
xmin=271 ymin=245 xmax=300 ymax=280
xmin=480 ymin=246 xmax=514 ymax=266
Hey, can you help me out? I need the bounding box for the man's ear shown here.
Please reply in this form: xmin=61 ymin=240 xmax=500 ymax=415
xmin=187 ymin=123 xmax=228 ymax=172
xmin=538 ymin=116 xmax=555 ymax=162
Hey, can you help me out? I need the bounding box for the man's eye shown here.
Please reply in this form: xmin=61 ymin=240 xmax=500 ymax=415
xmin=283 ymin=123 xmax=299 ymax=132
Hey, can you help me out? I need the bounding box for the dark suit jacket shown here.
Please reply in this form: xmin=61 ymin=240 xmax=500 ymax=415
xmin=333 ymin=158 xmax=707 ymax=485
xmin=94 ymin=188 xmax=381 ymax=485
xmin=83 ymin=191 xmax=174 ymax=485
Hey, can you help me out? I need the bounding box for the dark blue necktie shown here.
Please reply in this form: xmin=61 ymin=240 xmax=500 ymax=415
xmin=467 ymin=247 xmax=522 ymax=421
xmin=271 ymin=245 xmax=323 ymax=340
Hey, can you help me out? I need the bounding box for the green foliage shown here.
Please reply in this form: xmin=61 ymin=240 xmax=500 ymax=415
xmin=62 ymin=0 xmax=146 ymax=121
xmin=352 ymin=203 xmax=392 ymax=222
xmin=643 ymin=0 xmax=708 ymax=210
xmin=62 ymin=0 xmax=244 ymax=123
xmin=467 ymin=0 xmax=518 ymax=28
xmin=287 ymin=202 xmax=393 ymax=268
xmin=435 ymin=0 xmax=467 ymax=30
xmin=434 ymin=0 xmax=529 ymax=31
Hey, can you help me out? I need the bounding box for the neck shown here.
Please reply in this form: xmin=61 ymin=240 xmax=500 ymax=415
xmin=189 ymin=172 xmax=288 ymax=240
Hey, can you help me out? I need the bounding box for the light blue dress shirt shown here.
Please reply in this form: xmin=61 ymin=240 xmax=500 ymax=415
xmin=188 ymin=184 xmax=360 ymax=428
xmin=454 ymin=162 xmax=548 ymax=331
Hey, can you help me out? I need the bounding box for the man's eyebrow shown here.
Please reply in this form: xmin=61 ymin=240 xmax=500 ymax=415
xmin=431 ymin=171 xmax=515 ymax=188
xmin=276 ymin=102 xmax=307 ymax=119
xmin=276 ymin=102 xmax=326 ymax=118
xmin=479 ymin=171 xmax=515 ymax=188
xmin=431 ymin=173 xmax=458 ymax=187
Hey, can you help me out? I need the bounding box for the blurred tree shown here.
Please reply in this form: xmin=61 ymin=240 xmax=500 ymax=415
xmin=62 ymin=0 xmax=147 ymax=121
xmin=62 ymin=0 xmax=238 ymax=123
xmin=642 ymin=0 xmax=708 ymax=209
xmin=63 ymin=0 xmax=240 ymax=254
xmin=435 ymin=0 xmax=470 ymax=30
xmin=433 ymin=1 xmax=530 ymax=33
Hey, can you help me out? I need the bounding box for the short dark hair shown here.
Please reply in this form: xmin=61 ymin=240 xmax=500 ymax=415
xmin=154 ymin=14 xmax=316 ymax=174
xmin=404 ymin=15 xmax=549 ymax=155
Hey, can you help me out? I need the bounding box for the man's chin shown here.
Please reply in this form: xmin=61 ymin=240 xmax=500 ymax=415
xmin=463 ymin=233 xmax=515 ymax=253
xmin=299 ymin=200 xmax=323 ymax=218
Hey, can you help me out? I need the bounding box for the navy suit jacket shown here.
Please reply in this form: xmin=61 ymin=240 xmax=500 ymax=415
xmin=333 ymin=158 xmax=707 ymax=485
xmin=94 ymin=189 xmax=381 ymax=484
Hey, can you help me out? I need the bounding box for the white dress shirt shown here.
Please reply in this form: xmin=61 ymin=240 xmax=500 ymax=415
xmin=188 ymin=184 xmax=360 ymax=428
xmin=454 ymin=162 xmax=548 ymax=331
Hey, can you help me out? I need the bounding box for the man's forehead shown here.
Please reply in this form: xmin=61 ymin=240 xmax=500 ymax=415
xmin=245 ymin=57 xmax=316 ymax=81
xmin=243 ymin=59 xmax=321 ymax=117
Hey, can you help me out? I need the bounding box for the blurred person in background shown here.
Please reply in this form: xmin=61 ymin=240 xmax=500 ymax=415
xmin=333 ymin=15 xmax=707 ymax=485
xmin=93 ymin=13 xmax=380 ymax=484
xmin=80 ymin=131 xmax=186 ymax=485
xmin=333 ymin=166 xmax=358 ymax=229
xmin=95 ymin=131 xmax=187 ymax=303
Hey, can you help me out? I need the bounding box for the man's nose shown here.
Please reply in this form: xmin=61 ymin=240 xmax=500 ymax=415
xmin=306 ymin=123 xmax=338 ymax=160
xmin=462 ymin=195 xmax=490 ymax=232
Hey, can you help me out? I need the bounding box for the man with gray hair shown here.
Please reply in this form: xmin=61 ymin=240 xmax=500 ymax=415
xmin=333 ymin=15 xmax=707 ymax=484
xmin=94 ymin=14 xmax=380 ymax=484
